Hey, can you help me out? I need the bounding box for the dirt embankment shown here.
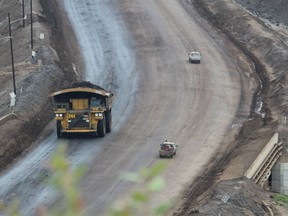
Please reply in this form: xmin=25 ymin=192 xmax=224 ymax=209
xmin=174 ymin=0 xmax=288 ymax=215
xmin=0 ymin=0 xmax=82 ymax=171
xmin=234 ymin=0 xmax=288 ymax=27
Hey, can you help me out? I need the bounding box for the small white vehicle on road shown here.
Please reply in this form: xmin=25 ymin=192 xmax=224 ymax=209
xmin=188 ymin=51 xmax=201 ymax=63
xmin=159 ymin=140 xmax=178 ymax=158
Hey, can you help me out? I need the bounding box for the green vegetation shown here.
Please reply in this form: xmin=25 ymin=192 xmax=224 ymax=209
xmin=0 ymin=143 xmax=170 ymax=216
xmin=273 ymin=193 xmax=288 ymax=205
xmin=108 ymin=161 xmax=171 ymax=216
xmin=44 ymin=144 xmax=87 ymax=216
xmin=0 ymin=200 xmax=20 ymax=216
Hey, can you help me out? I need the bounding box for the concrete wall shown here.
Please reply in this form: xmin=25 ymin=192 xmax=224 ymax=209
xmin=271 ymin=163 xmax=288 ymax=194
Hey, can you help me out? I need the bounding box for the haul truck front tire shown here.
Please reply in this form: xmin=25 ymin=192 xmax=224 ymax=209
xmin=97 ymin=115 xmax=106 ymax=137
xmin=105 ymin=110 xmax=112 ymax=133
xmin=56 ymin=121 xmax=63 ymax=138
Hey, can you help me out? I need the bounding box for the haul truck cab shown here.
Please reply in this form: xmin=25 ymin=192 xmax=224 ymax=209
xmin=49 ymin=82 xmax=114 ymax=138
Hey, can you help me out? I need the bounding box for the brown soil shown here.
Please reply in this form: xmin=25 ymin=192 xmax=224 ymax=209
xmin=1 ymin=0 xmax=288 ymax=215
xmin=0 ymin=0 xmax=84 ymax=170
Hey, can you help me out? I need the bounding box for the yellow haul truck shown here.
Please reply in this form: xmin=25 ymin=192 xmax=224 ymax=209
xmin=49 ymin=82 xmax=114 ymax=138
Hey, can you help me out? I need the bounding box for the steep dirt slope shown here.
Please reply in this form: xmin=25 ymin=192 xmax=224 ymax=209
xmin=173 ymin=0 xmax=288 ymax=215
xmin=0 ymin=0 xmax=83 ymax=170
xmin=235 ymin=0 xmax=288 ymax=26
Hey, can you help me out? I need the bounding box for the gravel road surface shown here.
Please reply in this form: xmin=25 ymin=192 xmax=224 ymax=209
xmin=0 ymin=0 xmax=255 ymax=215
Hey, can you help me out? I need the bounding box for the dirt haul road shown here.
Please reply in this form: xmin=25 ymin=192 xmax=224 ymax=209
xmin=59 ymin=0 xmax=255 ymax=215
xmin=0 ymin=0 xmax=256 ymax=215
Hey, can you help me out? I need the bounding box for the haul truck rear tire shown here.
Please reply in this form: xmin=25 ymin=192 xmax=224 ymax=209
xmin=105 ymin=110 xmax=112 ymax=133
xmin=56 ymin=121 xmax=63 ymax=138
xmin=97 ymin=115 xmax=106 ymax=137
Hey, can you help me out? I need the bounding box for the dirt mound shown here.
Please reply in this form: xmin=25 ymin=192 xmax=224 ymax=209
xmin=184 ymin=177 xmax=273 ymax=216
xmin=71 ymin=81 xmax=107 ymax=91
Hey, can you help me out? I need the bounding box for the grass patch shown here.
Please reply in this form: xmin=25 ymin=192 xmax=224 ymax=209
xmin=273 ymin=193 xmax=288 ymax=204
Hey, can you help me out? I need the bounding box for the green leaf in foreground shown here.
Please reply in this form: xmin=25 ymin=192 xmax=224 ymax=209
xmin=108 ymin=161 xmax=169 ymax=216
xmin=120 ymin=172 xmax=142 ymax=183
xmin=147 ymin=176 xmax=166 ymax=192
xmin=131 ymin=191 xmax=149 ymax=203
xmin=153 ymin=201 xmax=171 ymax=215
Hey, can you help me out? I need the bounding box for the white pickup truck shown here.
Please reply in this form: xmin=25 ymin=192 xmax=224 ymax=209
xmin=188 ymin=51 xmax=201 ymax=63
xmin=159 ymin=141 xmax=178 ymax=158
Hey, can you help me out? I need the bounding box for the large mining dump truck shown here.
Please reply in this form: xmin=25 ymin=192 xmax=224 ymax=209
xmin=49 ymin=81 xmax=114 ymax=138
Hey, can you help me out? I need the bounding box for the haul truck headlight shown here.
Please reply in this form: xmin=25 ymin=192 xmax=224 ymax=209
xmin=95 ymin=113 xmax=103 ymax=117
xmin=56 ymin=113 xmax=63 ymax=117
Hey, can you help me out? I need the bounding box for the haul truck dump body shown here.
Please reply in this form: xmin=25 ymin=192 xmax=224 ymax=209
xmin=49 ymin=82 xmax=114 ymax=138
